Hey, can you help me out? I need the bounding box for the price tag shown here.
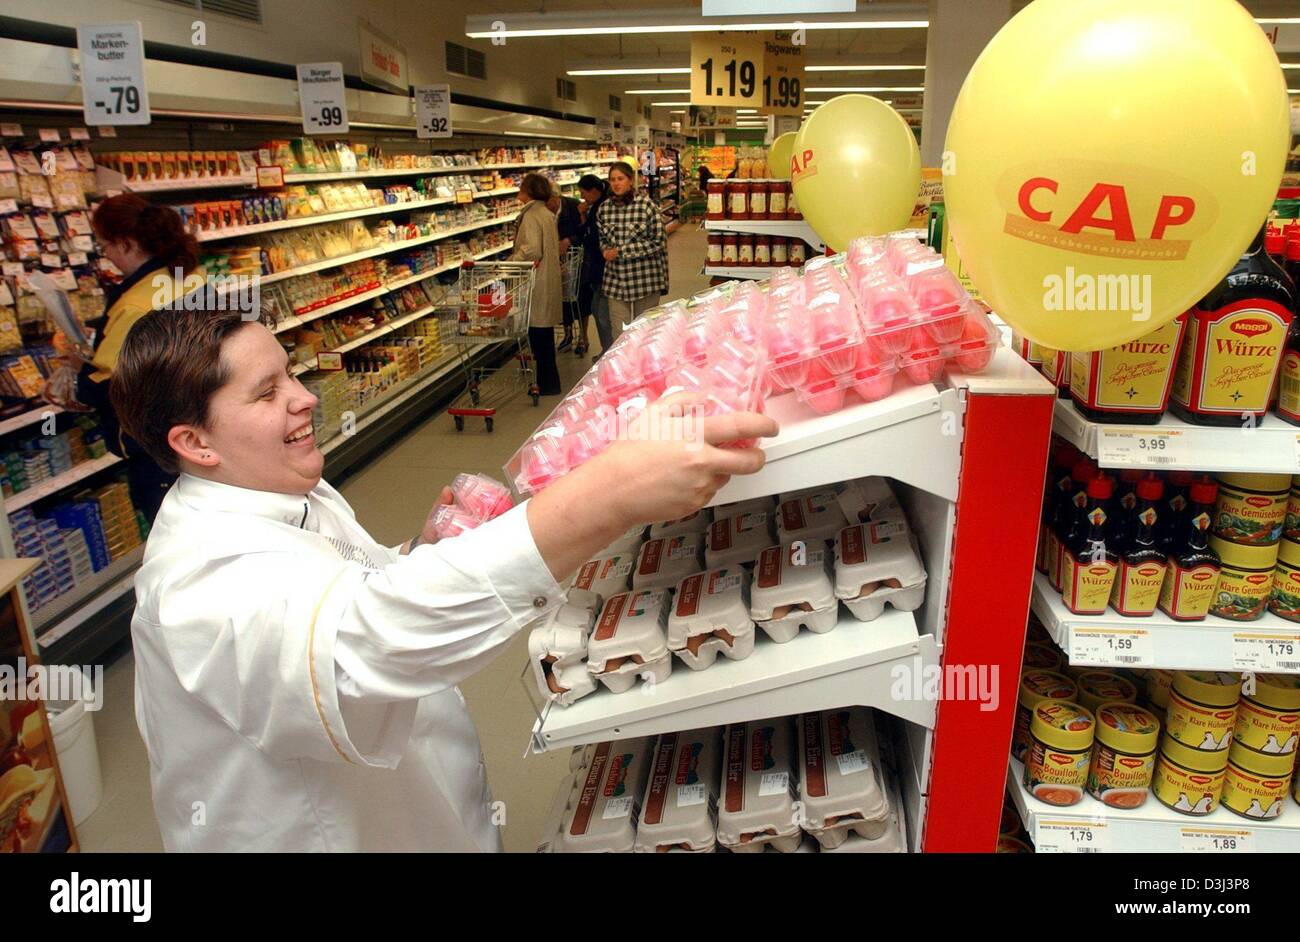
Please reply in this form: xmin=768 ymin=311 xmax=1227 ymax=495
xmin=758 ymin=771 xmax=789 ymax=797
xmin=69 ymin=127 xmax=90 ymax=141
xmin=454 ymin=187 xmax=474 ymax=205
xmin=690 ymin=32 xmax=766 ymax=108
xmin=0 ymin=123 xmax=21 ymax=137
xmin=2 ymin=262 xmax=23 ymax=276
xmin=414 ymin=84 xmax=452 ymax=140
xmin=71 ymin=235 xmax=95 ymax=251
xmin=596 ymin=116 xmax=615 ymax=144
xmin=835 ymin=749 xmax=871 ymax=776
xmin=1179 ymin=826 xmax=1254 ymax=854
xmin=1096 ymin=428 xmax=1187 ymax=467
xmin=0 ymin=199 xmax=17 ymax=215
xmin=296 ymin=62 xmax=349 ymax=135
xmin=601 ymin=795 xmax=634 ymax=820
xmin=1232 ymin=631 xmax=1300 ymax=672
xmin=1069 ymin=626 xmax=1154 ymax=667
xmin=315 ymin=352 xmax=343 ymax=371
xmin=676 ymin=783 xmax=707 ymax=808
xmin=67 ymin=252 xmax=89 ymax=266
xmin=759 ymin=32 xmax=804 ymax=117
xmin=255 ymin=165 xmax=284 ymax=189
xmin=40 ymin=253 xmax=62 ymax=268
xmin=1036 ymin=819 xmax=1109 ymax=853
xmin=98 ymin=126 xmax=117 ymax=138
xmin=38 ymin=128 xmax=60 ymax=143
xmin=76 ymin=23 xmax=152 ymax=126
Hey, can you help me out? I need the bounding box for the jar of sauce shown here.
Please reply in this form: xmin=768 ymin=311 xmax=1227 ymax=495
xmin=771 ymin=236 xmax=788 ymax=266
xmin=706 ymin=180 xmax=726 ymax=220
xmin=706 ymin=232 xmax=723 ymax=266
xmin=789 ymin=240 xmax=807 ymax=267
xmin=787 ymin=184 xmax=802 ymax=220
xmin=738 ymin=234 xmax=754 ymax=267
xmin=754 ymin=235 xmax=771 ymax=266
xmin=727 ymin=180 xmax=749 ymax=219
xmin=749 ymin=180 xmax=768 ymax=220
xmin=768 ymin=180 xmax=788 ymax=218
xmin=721 ymin=233 xmax=739 ymax=266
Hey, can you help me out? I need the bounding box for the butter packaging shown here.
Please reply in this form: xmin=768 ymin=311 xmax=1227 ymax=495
xmin=834 ymin=522 xmax=927 ymax=621
xmin=750 ymin=542 xmax=839 ymax=642
xmin=555 ymin=738 xmax=655 ymax=853
xmin=798 ymin=708 xmax=891 ymax=849
xmin=718 ymin=718 xmax=802 ymax=853
xmin=705 ymin=509 xmax=775 ymax=569
xmin=633 ymin=729 xmax=723 ymax=853
xmin=586 ymin=590 xmax=673 ymax=693
xmin=572 ymin=552 xmax=636 ymax=604
xmin=649 ymin=509 xmax=711 ymax=539
xmin=528 ymin=601 xmax=598 ymax=707
xmin=667 ymin=567 xmax=756 ymax=669
xmin=776 ymin=489 xmax=850 ymax=545
xmin=633 ymin=533 xmax=705 ymax=592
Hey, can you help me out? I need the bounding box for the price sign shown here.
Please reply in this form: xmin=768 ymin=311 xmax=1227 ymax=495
xmin=760 ymin=32 xmax=804 ymax=116
xmin=455 ymin=187 xmax=474 ymax=205
xmin=255 ymin=165 xmax=285 ymax=189
xmin=1069 ymin=627 xmax=1155 ymax=667
xmin=1036 ymin=819 xmax=1109 ymax=853
xmin=0 ymin=199 xmax=16 ymax=215
xmin=1232 ymin=631 xmax=1300 ymax=672
xmin=635 ymin=124 xmax=651 ymax=149
xmin=67 ymin=252 xmax=89 ymax=266
xmin=596 ymin=116 xmax=615 ymax=145
xmin=315 ymin=352 xmax=344 ymax=371
xmin=1179 ymin=826 xmax=1254 ymax=854
xmin=414 ymin=84 xmax=452 ymax=139
xmin=76 ymin=23 xmax=152 ymax=126
xmin=1096 ymin=427 xmax=1188 ymax=468
xmin=296 ymin=62 xmax=349 ymax=135
xmin=690 ymin=32 xmax=766 ymax=108
xmin=38 ymin=128 xmax=60 ymax=143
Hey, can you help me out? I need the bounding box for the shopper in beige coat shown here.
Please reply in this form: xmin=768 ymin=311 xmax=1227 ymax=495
xmin=512 ymin=173 xmax=563 ymax=395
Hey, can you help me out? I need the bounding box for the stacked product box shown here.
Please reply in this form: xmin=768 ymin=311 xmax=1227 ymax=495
xmin=301 ymin=371 xmax=354 ymax=440
xmin=50 ymin=501 xmax=111 ymax=572
xmin=10 ymin=509 xmax=50 ymax=611
xmin=61 ymin=528 xmax=94 ymax=584
xmin=92 ymin=482 xmax=142 ymax=562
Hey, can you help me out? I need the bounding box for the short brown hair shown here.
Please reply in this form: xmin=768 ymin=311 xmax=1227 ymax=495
xmin=110 ymin=307 xmax=268 ymax=474
xmin=519 ymin=172 xmax=553 ymax=203
xmin=93 ymin=194 xmax=198 ymax=274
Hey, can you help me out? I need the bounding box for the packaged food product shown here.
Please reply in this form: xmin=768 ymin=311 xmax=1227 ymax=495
xmin=667 ymin=567 xmax=755 ymax=670
xmin=528 ymin=601 xmax=598 ymax=706
xmin=1157 ymin=481 xmax=1222 ymax=621
xmin=649 ymin=509 xmax=711 ymax=539
xmin=633 ymin=729 xmax=723 ymax=853
xmin=450 ymin=472 xmax=514 ymax=521
xmin=1207 ymin=536 xmax=1278 ymax=621
xmin=1153 ymin=733 xmax=1229 ymax=816
xmin=1273 ymin=537 xmax=1300 ymax=622
xmin=1086 ymin=702 xmax=1160 ymax=808
xmin=600 ymin=523 xmax=647 ymax=558
xmin=749 ymin=541 xmax=838 ymax=642
xmin=586 ymin=590 xmax=672 ymax=693
xmin=833 ymin=522 xmax=927 ymax=621
xmin=717 ymin=718 xmax=801 ymax=853
xmin=1233 ymin=674 xmax=1300 ymax=755
xmin=714 ymin=495 xmax=776 ymax=521
xmin=556 ymin=738 xmax=655 ymax=852
xmin=1023 ymin=700 xmax=1095 ymax=807
xmin=797 ymin=708 xmax=890 ymax=849
xmin=1012 ymin=670 xmax=1078 ymax=763
xmin=1022 ymin=640 xmax=1065 ymax=674
xmin=1220 ymin=740 xmax=1293 ymax=820
xmin=1075 ymin=671 xmax=1138 ymax=715
xmin=571 ymin=552 xmax=635 ymax=608
xmin=1165 ymin=671 xmax=1241 ymax=752
xmin=776 ymin=489 xmax=849 ymax=546
xmin=996 ymin=836 xmax=1033 ymax=853
xmin=1213 ymin=472 xmax=1290 ymax=545
xmin=633 ymin=534 xmax=704 ymax=592
xmin=705 ymin=510 xmax=774 ymax=569
xmin=1068 ymin=315 xmax=1186 ymax=423
xmin=835 ymin=477 xmax=908 ymax=527
xmin=1146 ymin=669 xmax=1175 ymax=712
xmin=430 ymin=504 xmax=480 ymax=540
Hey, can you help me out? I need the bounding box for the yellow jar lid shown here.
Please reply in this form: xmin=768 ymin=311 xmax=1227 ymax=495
xmin=1227 ymin=740 xmax=1296 ymax=778
xmin=1246 ymin=674 xmax=1300 ymax=712
xmin=1076 ymin=671 xmax=1138 ymax=713
xmin=1022 ymin=641 xmax=1064 ymax=672
xmin=1172 ymin=671 xmax=1242 ymax=709
xmin=1217 ymin=473 xmax=1292 ymax=492
xmin=1030 ymin=700 xmax=1096 ymax=753
xmin=1095 ymin=702 xmax=1161 ymax=754
xmin=1018 ymin=670 xmax=1076 ymax=708
xmin=1279 ymin=537 xmax=1300 ymax=569
xmin=1160 ymin=733 xmax=1231 ymax=773
xmin=1208 ymin=535 xmax=1281 ymax=571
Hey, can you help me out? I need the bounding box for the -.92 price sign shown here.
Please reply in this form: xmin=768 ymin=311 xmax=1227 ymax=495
xmin=297 ymin=62 xmax=349 ymax=135
xmin=76 ymin=23 xmax=152 ymax=127
xmin=414 ymin=85 xmax=452 ymax=140
xmin=760 ymin=32 xmax=803 ymax=116
xmin=690 ymin=32 xmax=767 ymax=108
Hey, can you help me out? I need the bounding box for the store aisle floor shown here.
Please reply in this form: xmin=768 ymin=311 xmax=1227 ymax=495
xmin=80 ymin=223 xmax=709 ymax=853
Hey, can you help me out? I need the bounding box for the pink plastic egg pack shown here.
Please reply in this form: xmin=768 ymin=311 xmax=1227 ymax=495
xmin=450 ymin=472 xmax=515 ymax=521
xmin=431 ymin=503 xmax=484 ymax=540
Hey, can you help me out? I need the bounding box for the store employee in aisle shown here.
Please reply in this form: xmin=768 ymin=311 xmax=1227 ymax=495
xmin=110 ymin=306 xmax=777 ymax=852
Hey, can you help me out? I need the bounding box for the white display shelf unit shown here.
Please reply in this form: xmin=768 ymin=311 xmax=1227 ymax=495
xmin=1052 ymin=397 xmax=1300 ymax=475
xmin=4 ymin=453 xmax=123 ymax=514
xmin=704 ymin=264 xmax=796 ymax=280
xmin=109 ymin=173 xmax=256 ymax=192
xmin=704 ymin=218 xmax=825 ymax=253
xmin=1031 ymin=572 xmax=1300 ymax=674
xmin=1008 ymin=759 xmax=1300 ymax=853
xmin=0 ymin=405 xmax=61 ymax=438
xmin=34 ymin=544 xmax=145 ymax=646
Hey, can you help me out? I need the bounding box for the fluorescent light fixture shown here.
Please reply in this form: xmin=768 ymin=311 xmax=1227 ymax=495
xmin=805 ymin=64 xmax=924 ymax=71
xmin=803 ymin=100 xmax=828 ymax=105
xmin=466 ymin=9 xmax=928 ymax=39
xmin=737 ymin=109 xmax=758 ymax=114
xmin=626 ymin=88 xmax=691 ymax=95
xmin=1284 ymin=64 xmax=1300 ymax=69
xmin=650 ymin=101 xmax=689 ymax=106
xmin=568 ymin=67 xmax=692 ymax=76
xmin=806 ymin=86 xmax=924 ymax=92
xmin=1257 ymin=18 xmax=1300 ymax=24
xmin=669 ymin=110 xmax=686 ymax=114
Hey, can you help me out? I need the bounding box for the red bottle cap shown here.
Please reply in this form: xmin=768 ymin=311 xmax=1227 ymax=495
xmin=1190 ymin=481 xmax=1218 ymax=504
xmin=1071 ymin=460 xmax=1098 ymax=483
xmin=1287 ymin=237 xmax=1300 ymax=262
xmin=1169 ymin=470 xmax=1195 ymax=487
xmin=1267 ymin=231 xmax=1286 ymax=256
xmin=1087 ymin=474 xmax=1115 ymax=500
xmin=1137 ymin=477 xmax=1164 ymax=501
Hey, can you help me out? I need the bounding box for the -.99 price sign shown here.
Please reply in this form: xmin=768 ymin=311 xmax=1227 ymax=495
xmin=297 ymin=62 xmax=350 ymax=135
xmin=690 ymin=32 xmax=767 ymax=108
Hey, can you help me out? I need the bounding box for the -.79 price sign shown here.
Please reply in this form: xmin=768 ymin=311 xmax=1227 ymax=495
xmin=690 ymin=32 xmax=767 ymax=108
xmin=297 ymin=62 xmax=350 ymax=135
xmin=76 ymin=23 xmax=152 ymax=127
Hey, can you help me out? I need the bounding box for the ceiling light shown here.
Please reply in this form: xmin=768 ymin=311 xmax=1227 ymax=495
xmin=626 ymin=88 xmax=691 ymax=95
xmin=568 ymin=67 xmax=693 ymax=76
xmin=650 ymin=101 xmax=690 ymax=106
xmin=669 ymin=110 xmax=686 ymax=114
xmin=805 ymin=64 xmax=924 ymax=71
xmin=1257 ymin=18 xmax=1300 ymax=24
xmin=737 ymin=109 xmax=758 ymax=114
xmin=466 ymin=10 xmax=929 ymax=39
xmin=805 ymin=86 xmax=925 ymax=92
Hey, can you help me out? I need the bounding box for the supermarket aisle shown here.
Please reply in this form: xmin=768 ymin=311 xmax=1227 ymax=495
xmin=78 ymin=225 xmax=709 ymax=853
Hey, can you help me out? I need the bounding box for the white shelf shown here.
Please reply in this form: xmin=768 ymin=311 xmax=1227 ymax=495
xmin=1008 ymin=759 xmax=1300 ymax=853
xmin=529 ymin=608 xmax=939 ymax=754
xmin=121 ymin=174 xmax=256 ymax=191
xmin=33 ymin=544 xmax=144 ymax=637
xmin=0 ymin=406 xmax=61 ymax=438
xmin=290 ymin=303 xmax=440 ymax=376
xmin=704 ymin=264 xmax=794 ymax=280
xmin=704 ymin=218 xmax=823 ymax=251
xmin=4 ymin=454 xmax=123 ymax=513
xmin=1031 ymin=572 xmax=1300 ymax=674
xmin=282 ymin=156 xmax=613 ymax=184
xmin=1052 ymin=398 xmax=1300 ymax=474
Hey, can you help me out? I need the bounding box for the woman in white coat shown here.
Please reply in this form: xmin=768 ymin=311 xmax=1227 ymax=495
xmin=109 ymin=306 xmax=775 ymax=852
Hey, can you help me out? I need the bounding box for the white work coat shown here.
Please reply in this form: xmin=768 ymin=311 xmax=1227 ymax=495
xmin=130 ymin=473 xmax=564 ymax=852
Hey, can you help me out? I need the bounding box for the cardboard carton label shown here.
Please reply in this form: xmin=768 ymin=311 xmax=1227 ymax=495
xmin=569 ymin=742 xmax=611 ymax=836
xmin=675 ymin=574 xmax=704 ymax=617
xmin=756 ymin=546 xmax=782 ymax=589
xmin=593 ymin=593 xmax=629 ymax=641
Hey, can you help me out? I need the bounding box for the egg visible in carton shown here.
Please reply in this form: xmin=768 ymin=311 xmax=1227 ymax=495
xmin=718 ymin=718 xmax=802 ymax=853
xmin=634 ymin=729 xmax=723 ymax=853
xmin=798 ymin=708 xmax=891 ymax=850
xmin=633 ymin=533 xmax=704 ymax=593
xmin=749 ymin=541 xmax=838 ymax=642
xmin=667 ymin=567 xmax=756 ymax=670
xmin=834 ymin=522 xmax=927 ymax=621
xmin=586 ymin=590 xmax=673 ymax=693
xmin=528 ymin=601 xmax=598 ymax=707
xmin=554 ymin=738 xmax=655 ymax=853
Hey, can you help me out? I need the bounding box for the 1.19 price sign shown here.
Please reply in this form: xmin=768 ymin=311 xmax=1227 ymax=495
xmin=297 ymin=62 xmax=350 ymax=135
xmin=76 ymin=23 xmax=152 ymax=127
xmin=690 ymin=32 xmax=767 ymax=108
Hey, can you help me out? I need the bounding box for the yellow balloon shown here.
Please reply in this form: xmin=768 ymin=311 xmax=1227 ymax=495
xmin=944 ymin=0 xmax=1289 ymax=352
xmin=792 ymin=96 xmax=920 ymax=252
xmin=768 ymin=132 xmax=797 ymax=181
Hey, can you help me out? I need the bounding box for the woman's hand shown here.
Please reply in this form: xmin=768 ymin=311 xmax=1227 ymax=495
xmin=602 ymin=247 xmax=619 ymax=262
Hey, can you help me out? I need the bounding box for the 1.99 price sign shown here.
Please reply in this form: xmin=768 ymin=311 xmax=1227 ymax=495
xmin=760 ymin=33 xmax=804 ymax=117
xmin=690 ymin=33 xmax=767 ymax=108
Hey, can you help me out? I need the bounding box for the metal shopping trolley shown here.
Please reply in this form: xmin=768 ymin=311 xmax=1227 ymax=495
xmin=561 ymin=244 xmax=583 ymax=305
xmin=446 ymin=259 xmax=539 ymax=432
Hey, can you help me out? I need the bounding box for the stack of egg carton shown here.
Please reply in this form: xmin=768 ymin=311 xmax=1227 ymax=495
xmin=538 ymin=707 xmax=905 ymax=854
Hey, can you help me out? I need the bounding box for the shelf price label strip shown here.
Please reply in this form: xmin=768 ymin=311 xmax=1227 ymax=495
xmin=1035 ymin=818 xmax=1110 ymax=853
xmin=1178 ymin=826 xmax=1254 ymax=854
xmin=1231 ymin=631 xmax=1300 ymax=673
xmin=1096 ymin=428 xmax=1188 ymax=468
xmin=1068 ymin=626 xmax=1155 ymax=667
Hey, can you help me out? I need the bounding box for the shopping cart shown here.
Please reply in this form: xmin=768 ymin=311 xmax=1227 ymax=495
xmin=561 ymin=244 xmax=584 ymax=305
xmin=447 ymin=259 xmax=539 ymax=432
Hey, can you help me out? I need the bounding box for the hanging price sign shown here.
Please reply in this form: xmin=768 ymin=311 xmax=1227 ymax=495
xmin=296 ymin=62 xmax=349 ymax=135
xmin=414 ymin=84 xmax=452 ymax=140
xmin=76 ymin=22 xmax=152 ymax=127
xmin=759 ymin=32 xmax=804 ymax=116
xmin=690 ymin=32 xmax=766 ymax=108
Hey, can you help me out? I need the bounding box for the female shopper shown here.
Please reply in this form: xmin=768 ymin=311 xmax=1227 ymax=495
xmin=548 ymin=189 xmax=583 ymax=352
xmin=110 ymin=305 xmax=776 ymax=851
xmin=44 ymin=194 xmax=194 ymax=524
xmin=511 ymin=173 xmax=563 ymax=396
xmin=575 ymin=174 xmax=610 ymax=358
xmin=598 ymin=161 xmax=669 ymax=325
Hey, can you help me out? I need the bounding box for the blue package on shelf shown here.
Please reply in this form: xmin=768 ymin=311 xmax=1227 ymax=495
xmin=49 ymin=502 xmax=110 ymax=572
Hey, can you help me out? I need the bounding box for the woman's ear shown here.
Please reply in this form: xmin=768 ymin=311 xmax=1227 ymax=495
xmin=167 ymin=424 xmax=220 ymax=469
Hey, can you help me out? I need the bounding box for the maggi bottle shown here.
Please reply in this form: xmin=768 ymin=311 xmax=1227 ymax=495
xmin=1050 ymin=459 xmax=1098 ymax=592
xmin=1109 ymin=476 xmax=1167 ymax=617
xmin=1157 ymin=481 xmax=1222 ymax=621
xmin=1061 ymin=473 xmax=1118 ymax=615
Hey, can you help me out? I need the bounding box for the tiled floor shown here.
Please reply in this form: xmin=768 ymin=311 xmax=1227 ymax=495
xmin=79 ymin=223 xmax=712 ymax=853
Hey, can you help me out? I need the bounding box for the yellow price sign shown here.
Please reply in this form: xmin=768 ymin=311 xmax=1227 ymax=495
xmin=690 ymin=32 xmax=766 ymax=107
xmin=759 ymin=33 xmax=803 ymax=116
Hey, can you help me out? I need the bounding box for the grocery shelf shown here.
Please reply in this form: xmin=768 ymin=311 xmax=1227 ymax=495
xmin=1008 ymin=759 xmax=1300 ymax=853
xmin=4 ymin=453 xmax=123 ymax=513
xmin=290 ymin=303 xmax=439 ymax=376
xmin=281 ymin=156 xmax=614 ymax=184
xmin=1030 ymin=572 xmax=1300 ymax=674
xmin=0 ymin=405 xmax=61 ymax=438
xmin=704 ymin=264 xmax=794 ymax=280
xmin=1052 ymin=398 xmax=1300 ymax=474
xmin=704 ymin=218 xmax=824 ymax=251
xmin=95 ymin=167 xmax=256 ymax=193
xmin=33 ymin=544 xmax=144 ymax=641
xmin=529 ymin=608 xmax=939 ymax=755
